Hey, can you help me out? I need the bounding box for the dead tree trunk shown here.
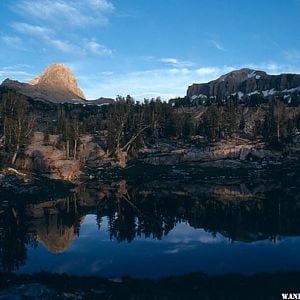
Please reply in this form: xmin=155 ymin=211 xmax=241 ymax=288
xmin=121 ymin=125 xmax=150 ymax=152
xmin=116 ymin=126 xmax=150 ymax=168
xmin=73 ymin=139 xmax=77 ymax=160
xmin=11 ymin=144 xmax=19 ymax=165
xmin=66 ymin=140 xmax=70 ymax=159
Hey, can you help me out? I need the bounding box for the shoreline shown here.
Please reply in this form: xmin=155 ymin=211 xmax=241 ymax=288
xmin=1 ymin=271 xmax=300 ymax=299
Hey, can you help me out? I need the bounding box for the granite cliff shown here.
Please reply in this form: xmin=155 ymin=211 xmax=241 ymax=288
xmin=187 ymin=68 xmax=300 ymax=101
xmin=1 ymin=63 xmax=86 ymax=103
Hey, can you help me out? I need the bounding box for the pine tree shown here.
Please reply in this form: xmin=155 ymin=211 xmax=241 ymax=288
xmin=239 ymin=114 xmax=246 ymax=132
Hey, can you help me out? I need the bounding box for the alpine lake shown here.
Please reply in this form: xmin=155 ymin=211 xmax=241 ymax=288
xmin=1 ymin=160 xmax=300 ymax=282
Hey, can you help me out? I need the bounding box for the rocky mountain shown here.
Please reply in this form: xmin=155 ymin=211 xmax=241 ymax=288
xmin=187 ymin=68 xmax=300 ymax=102
xmin=91 ymin=97 xmax=115 ymax=105
xmin=0 ymin=63 xmax=113 ymax=105
xmin=31 ymin=63 xmax=85 ymax=98
xmin=1 ymin=63 xmax=85 ymax=103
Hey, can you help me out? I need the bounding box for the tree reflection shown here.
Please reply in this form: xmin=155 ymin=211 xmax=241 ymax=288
xmin=0 ymin=174 xmax=300 ymax=271
xmin=0 ymin=206 xmax=36 ymax=271
xmin=93 ymin=180 xmax=300 ymax=243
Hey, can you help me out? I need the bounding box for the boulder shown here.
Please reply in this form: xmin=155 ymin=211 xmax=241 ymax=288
xmin=48 ymin=134 xmax=61 ymax=145
xmin=79 ymin=134 xmax=106 ymax=165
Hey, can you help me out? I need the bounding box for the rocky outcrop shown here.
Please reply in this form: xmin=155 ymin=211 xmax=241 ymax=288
xmin=30 ymin=64 xmax=85 ymax=98
xmin=140 ymin=139 xmax=276 ymax=165
xmin=1 ymin=63 xmax=85 ymax=103
xmin=24 ymin=196 xmax=85 ymax=253
xmin=36 ymin=219 xmax=80 ymax=254
xmin=1 ymin=63 xmax=115 ymax=105
xmin=20 ymin=132 xmax=80 ymax=181
xmin=187 ymin=68 xmax=300 ymax=100
xmin=289 ymin=133 xmax=300 ymax=154
xmin=92 ymin=97 xmax=115 ymax=105
xmin=79 ymin=134 xmax=106 ymax=167
xmin=11 ymin=131 xmax=299 ymax=181
xmin=15 ymin=132 xmax=107 ymax=181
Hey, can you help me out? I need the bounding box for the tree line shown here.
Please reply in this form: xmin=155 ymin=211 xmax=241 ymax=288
xmin=0 ymin=90 xmax=299 ymax=167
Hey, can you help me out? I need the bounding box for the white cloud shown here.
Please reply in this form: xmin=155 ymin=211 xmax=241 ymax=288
xmin=8 ymin=1 xmax=114 ymax=57
xmin=86 ymin=0 xmax=114 ymax=11
xmin=85 ymin=40 xmax=113 ymax=56
xmin=196 ymin=67 xmax=220 ymax=76
xmin=160 ymin=57 xmax=193 ymax=68
xmin=163 ymin=223 xmax=227 ymax=244
xmin=0 ymin=65 xmax=35 ymax=82
xmin=12 ymin=22 xmax=82 ymax=55
xmin=12 ymin=22 xmax=112 ymax=56
xmin=247 ymin=62 xmax=300 ymax=75
xmin=210 ymin=39 xmax=226 ymax=51
xmin=77 ymin=62 xmax=300 ymax=100
xmin=14 ymin=0 xmax=114 ymax=27
xmin=161 ymin=58 xmax=179 ymax=64
xmin=0 ymin=70 xmax=34 ymax=79
xmin=12 ymin=22 xmax=52 ymax=38
xmin=142 ymin=56 xmax=193 ymax=68
xmin=49 ymin=39 xmax=83 ymax=55
xmin=0 ymin=35 xmax=25 ymax=50
xmin=1 ymin=64 xmax=31 ymax=70
xmin=78 ymin=65 xmax=236 ymax=100
xmin=101 ymin=71 xmax=114 ymax=75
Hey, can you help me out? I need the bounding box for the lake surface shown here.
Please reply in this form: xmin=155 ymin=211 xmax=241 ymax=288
xmin=1 ymin=162 xmax=300 ymax=278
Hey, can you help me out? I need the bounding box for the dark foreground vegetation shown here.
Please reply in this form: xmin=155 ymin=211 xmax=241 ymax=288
xmin=0 ymin=87 xmax=300 ymax=168
xmin=1 ymin=271 xmax=300 ymax=300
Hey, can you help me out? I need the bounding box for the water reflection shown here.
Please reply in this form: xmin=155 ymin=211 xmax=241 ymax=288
xmin=0 ymin=205 xmax=36 ymax=271
xmin=26 ymin=198 xmax=83 ymax=253
xmin=0 ymin=167 xmax=300 ymax=275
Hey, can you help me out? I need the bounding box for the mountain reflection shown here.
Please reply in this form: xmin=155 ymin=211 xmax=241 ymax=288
xmin=26 ymin=198 xmax=83 ymax=253
xmin=1 ymin=173 xmax=300 ymax=271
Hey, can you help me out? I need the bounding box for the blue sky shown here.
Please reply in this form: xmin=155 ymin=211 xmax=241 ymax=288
xmin=0 ymin=0 xmax=300 ymax=100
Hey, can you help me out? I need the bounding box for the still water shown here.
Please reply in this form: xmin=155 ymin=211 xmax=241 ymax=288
xmin=1 ymin=163 xmax=300 ymax=278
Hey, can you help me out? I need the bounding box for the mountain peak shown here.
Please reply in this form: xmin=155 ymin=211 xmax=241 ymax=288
xmin=30 ymin=63 xmax=67 ymax=83
xmin=30 ymin=63 xmax=85 ymax=99
xmin=218 ymin=68 xmax=267 ymax=83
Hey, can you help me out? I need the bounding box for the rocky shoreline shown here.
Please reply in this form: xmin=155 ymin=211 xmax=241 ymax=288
xmin=1 ymin=271 xmax=300 ymax=300
xmin=2 ymin=131 xmax=298 ymax=183
xmin=138 ymin=134 xmax=300 ymax=165
xmin=1 ymin=141 xmax=299 ymax=193
xmin=0 ymin=168 xmax=74 ymax=205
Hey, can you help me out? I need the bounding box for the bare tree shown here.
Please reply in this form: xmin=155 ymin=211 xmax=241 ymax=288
xmin=274 ymin=100 xmax=286 ymax=141
xmin=1 ymin=92 xmax=36 ymax=165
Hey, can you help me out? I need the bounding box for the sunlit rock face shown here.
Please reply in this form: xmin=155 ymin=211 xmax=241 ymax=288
xmin=79 ymin=134 xmax=106 ymax=167
xmin=187 ymin=68 xmax=300 ymax=100
xmin=16 ymin=132 xmax=107 ymax=182
xmin=20 ymin=132 xmax=82 ymax=181
xmin=26 ymin=199 xmax=85 ymax=253
xmin=29 ymin=63 xmax=85 ymax=99
xmin=1 ymin=63 xmax=85 ymax=103
xmin=36 ymin=221 xmax=77 ymax=254
xmin=140 ymin=139 xmax=274 ymax=165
